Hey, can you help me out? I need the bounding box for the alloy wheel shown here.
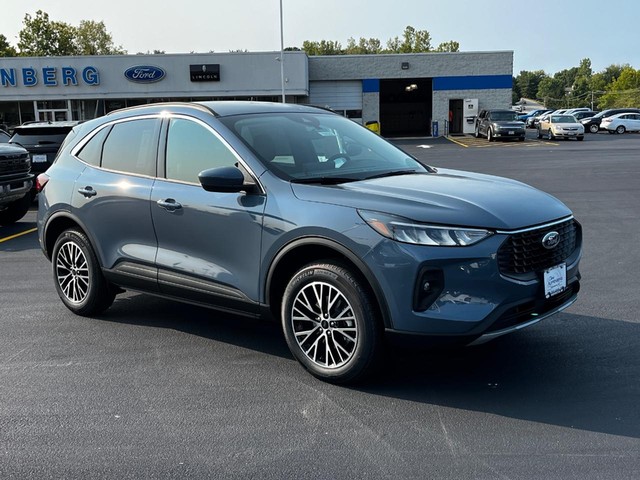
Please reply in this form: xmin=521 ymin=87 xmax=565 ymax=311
xmin=290 ymin=281 xmax=358 ymax=369
xmin=55 ymin=241 xmax=90 ymax=304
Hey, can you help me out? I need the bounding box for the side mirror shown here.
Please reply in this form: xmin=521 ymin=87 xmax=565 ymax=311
xmin=198 ymin=166 xmax=246 ymax=193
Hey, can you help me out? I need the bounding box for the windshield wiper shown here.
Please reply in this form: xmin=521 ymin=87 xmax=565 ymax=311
xmin=363 ymin=169 xmax=424 ymax=181
xmin=291 ymin=176 xmax=359 ymax=185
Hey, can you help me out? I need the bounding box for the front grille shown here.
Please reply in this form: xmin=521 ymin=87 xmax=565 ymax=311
xmin=0 ymin=155 xmax=30 ymax=175
xmin=497 ymin=219 xmax=578 ymax=275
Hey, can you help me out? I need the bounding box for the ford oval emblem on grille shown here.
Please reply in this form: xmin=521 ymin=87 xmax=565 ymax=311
xmin=542 ymin=231 xmax=560 ymax=249
xmin=124 ymin=65 xmax=166 ymax=83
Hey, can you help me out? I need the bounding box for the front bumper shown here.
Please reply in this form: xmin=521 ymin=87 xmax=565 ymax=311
xmin=364 ymin=220 xmax=582 ymax=340
xmin=494 ymin=128 xmax=525 ymax=139
xmin=0 ymin=174 xmax=34 ymax=207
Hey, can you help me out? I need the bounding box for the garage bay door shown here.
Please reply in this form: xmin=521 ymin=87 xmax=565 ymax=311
xmin=308 ymin=81 xmax=362 ymax=122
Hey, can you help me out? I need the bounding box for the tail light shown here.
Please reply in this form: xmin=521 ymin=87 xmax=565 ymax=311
xmin=36 ymin=173 xmax=49 ymax=193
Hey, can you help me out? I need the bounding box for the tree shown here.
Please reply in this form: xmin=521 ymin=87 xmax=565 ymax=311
xmin=537 ymin=76 xmax=565 ymax=109
xmin=598 ymin=67 xmax=640 ymax=108
xmin=302 ymin=40 xmax=343 ymax=56
xmin=75 ymin=20 xmax=125 ymax=55
xmin=434 ymin=41 xmax=460 ymax=53
xmin=17 ymin=10 xmax=78 ymax=56
xmin=386 ymin=26 xmax=432 ymax=53
xmin=0 ymin=34 xmax=17 ymax=57
xmin=515 ymin=70 xmax=548 ymax=100
xmin=345 ymin=37 xmax=382 ymax=55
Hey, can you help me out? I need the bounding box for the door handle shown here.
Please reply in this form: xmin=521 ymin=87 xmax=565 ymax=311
xmin=78 ymin=186 xmax=97 ymax=198
xmin=156 ymin=198 xmax=182 ymax=211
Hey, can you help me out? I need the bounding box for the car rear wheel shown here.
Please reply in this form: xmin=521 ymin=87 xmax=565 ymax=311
xmin=0 ymin=194 xmax=31 ymax=226
xmin=52 ymin=229 xmax=116 ymax=316
xmin=616 ymin=125 xmax=626 ymax=134
xmin=281 ymin=262 xmax=381 ymax=384
xmin=589 ymin=124 xmax=599 ymax=134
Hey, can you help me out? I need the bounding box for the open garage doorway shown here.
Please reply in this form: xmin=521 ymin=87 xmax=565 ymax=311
xmin=379 ymin=78 xmax=433 ymax=137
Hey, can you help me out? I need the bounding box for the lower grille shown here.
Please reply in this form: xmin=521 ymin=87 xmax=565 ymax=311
xmin=497 ymin=219 xmax=578 ymax=275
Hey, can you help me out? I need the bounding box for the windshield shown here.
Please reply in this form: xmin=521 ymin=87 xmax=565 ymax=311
xmin=551 ymin=115 xmax=577 ymax=123
xmin=219 ymin=112 xmax=430 ymax=182
xmin=491 ymin=112 xmax=518 ymax=121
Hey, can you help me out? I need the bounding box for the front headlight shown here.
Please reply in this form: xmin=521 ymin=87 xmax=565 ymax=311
xmin=358 ymin=210 xmax=492 ymax=246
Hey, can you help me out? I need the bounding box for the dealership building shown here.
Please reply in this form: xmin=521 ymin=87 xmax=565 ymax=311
xmin=0 ymin=50 xmax=513 ymax=137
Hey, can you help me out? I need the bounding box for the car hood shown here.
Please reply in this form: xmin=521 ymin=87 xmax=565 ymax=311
xmin=291 ymin=169 xmax=572 ymax=230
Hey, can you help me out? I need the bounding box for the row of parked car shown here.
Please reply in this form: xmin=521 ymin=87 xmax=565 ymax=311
xmin=0 ymin=121 xmax=77 ymax=225
xmin=521 ymin=107 xmax=640 ymax=134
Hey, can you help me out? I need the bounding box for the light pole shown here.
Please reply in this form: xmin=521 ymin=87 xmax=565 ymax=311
xmin=279 ymin=0 xmax=286 ymax=103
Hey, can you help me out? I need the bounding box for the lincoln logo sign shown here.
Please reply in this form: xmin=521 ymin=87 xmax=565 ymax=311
xmin=124 ymin=65 xmax=166 ymax=83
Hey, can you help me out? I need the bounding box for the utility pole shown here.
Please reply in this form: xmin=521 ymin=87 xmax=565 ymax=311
xmin=279 ymin=0 xmax=286 ymax=103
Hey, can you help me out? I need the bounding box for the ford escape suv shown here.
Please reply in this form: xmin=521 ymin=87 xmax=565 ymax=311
xmin=37 ymin=102 xmax=582 ymax=383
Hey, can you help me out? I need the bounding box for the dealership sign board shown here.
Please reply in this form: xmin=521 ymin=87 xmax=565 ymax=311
xmin=124 ymin=65 xmax=166 ymax=83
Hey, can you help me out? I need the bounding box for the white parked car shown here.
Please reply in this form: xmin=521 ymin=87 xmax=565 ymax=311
xmin=537 ymin=114 xmax=585 ymax=141
xmin=600 ymin=112 xmax=640 ymax=134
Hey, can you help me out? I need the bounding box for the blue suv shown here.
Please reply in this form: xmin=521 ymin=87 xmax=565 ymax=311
xmin=37 ymin=102 xmax=582 ymax=383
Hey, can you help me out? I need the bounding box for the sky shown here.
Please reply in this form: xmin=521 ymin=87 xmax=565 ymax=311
xmin=1 ymin=0 xmax=639 ymax=75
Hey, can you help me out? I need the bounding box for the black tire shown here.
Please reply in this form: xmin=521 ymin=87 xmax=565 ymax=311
xmin=487 ymin=128 xmax=494 ymax=142
xmin=281 ymin=262 xmax=381 ymax=384
xmin=51 ymin=229 xmax=116 ymax=316
xmin=518 ymin=136 xmax=525 ymax=142
xmin=0 ymin=194 xmax=31 ymax=226
xmin=474 ymin=126 xmax=480 ymax=138
xmin=547 ymin=129 xmax=555 ymax=141
xmin=589 ymin=124 xmax=599 ymax=134
xmin=536 ymin=128 xmax=542 ymax=139
xmin=616 ymin=125 xmax=626 ymax=134
xmin=577 ymin=136 xmax=584 ymax=141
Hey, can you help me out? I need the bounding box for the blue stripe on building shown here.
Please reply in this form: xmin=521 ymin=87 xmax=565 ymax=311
xmin=362 ymin=79 xmax=380 ymax=93
xmin=433 ymin=75 xmax=512 ymax=91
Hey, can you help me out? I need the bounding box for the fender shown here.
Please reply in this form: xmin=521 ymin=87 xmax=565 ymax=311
xmin=264 ymin=235 xmax=392 ymax=328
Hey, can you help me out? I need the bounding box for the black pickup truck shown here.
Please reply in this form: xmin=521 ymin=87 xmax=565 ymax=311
xmin=0 ymin=144 xmax=33 ymax=225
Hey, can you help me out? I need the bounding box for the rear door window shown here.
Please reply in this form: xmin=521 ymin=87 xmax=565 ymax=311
xmin=101 ymin=119 xmax=160 ymax=177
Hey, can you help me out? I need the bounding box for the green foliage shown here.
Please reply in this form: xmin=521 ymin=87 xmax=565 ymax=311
xmin=516 ymin=70 xmax=547 ymax=99
xmin=434 ymin=41 xmax=460 ymax=53
xmin=75 ymin=20 xmax=125 ymax=55
xmin=16 ymin=10 xmax=124 ymax=57
xmin=17 ymin=10 xmax=77 ymax=56
xmin=0 ymin=34 xmax=18 ymax=57
xmin=598 ymin=67 xmax=640 ymax=108
xmin=303 ymin=26 xmax=458 ymax=55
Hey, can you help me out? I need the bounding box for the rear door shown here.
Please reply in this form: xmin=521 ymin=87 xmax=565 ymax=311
xmin=71 ymin=117 xmax=161 ymax=291
xmin=150 ymin=115 xmax=266 ymax=314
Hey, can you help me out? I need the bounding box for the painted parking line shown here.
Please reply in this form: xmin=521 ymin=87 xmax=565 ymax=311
xmin=0 ymin=227 xmax=37 ymax=244
xmin=446 ymin=136 xmax=560 ymax=148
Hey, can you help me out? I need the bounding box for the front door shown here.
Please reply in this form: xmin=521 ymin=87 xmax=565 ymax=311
xmin=150 ymin=116 xmax=266 ymax=314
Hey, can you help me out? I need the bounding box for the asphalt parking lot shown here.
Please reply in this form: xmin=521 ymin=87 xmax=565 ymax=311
xmin=1 ymin=131 xmax=639 ymax=479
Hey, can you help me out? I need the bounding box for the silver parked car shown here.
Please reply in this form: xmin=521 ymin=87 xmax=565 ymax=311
xmin=37 ymin=102 xmax=582 ymax=383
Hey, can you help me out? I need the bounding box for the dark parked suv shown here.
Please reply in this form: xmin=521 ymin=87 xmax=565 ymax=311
xmin=9 ymin=121 xmax=79 ymax=175
xmin=475 ymin=109 xmax=526 ymax=141
xmin=37 ymin=102 xmax=582 ymax=383
xmin=0 ymin=144 xmax=33 ymax=225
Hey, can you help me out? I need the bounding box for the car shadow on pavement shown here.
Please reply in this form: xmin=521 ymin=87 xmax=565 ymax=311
xmin=102 ymin=291 xmax=292 ymax=360
xmin=95 ymin=294 xmax=640 ymax=439
xmin=362 ymin=312 xmax=640 ymax=439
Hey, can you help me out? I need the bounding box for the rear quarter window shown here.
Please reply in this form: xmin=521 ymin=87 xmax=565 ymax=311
xmin=101 ymin=119 xmax=160 ymax=177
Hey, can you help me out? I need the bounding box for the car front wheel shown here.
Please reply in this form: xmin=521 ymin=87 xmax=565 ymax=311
xmin=487 ymin=128 xmax=494 ymax=142
xmin=547 ymin=129 xmax=555 ymax=140
xmin=281 ymin=262 xmax=381 ymax=384
xmin=52 ymin=229 xmax=116 ymax=316
xmin=0 ymin=194 xmax=31 ymax=226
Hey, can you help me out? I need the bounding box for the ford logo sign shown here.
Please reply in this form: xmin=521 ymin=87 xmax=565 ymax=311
xmin=542 ymin=231 xmax=560 ymax=249
xmin=124 ymin=65 xmax=166 ymax=83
